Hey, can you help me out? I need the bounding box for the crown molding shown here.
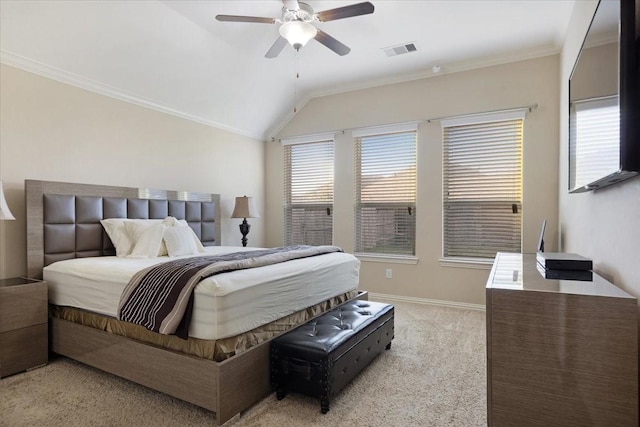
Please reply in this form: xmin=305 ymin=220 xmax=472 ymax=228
xmin=2 ymin=45 xmax=560 ymax=143
xmin=265 ymin=94 xmax=314 ymax=139
xmin=0 ymin=50 xmax=265 ymax=141
xmin=267 ymin=46 xmax=560 ymax=139
xmin=310 ymin=46 xmax=562 ymax=101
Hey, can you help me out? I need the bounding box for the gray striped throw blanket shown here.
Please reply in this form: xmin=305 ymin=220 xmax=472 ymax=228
xmin=117 ymin=245 xmax=343 ymax=338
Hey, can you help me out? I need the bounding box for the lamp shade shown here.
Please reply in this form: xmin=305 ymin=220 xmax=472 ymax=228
xmin=231 ymin=196 xmax=259 ymax=219
xmin=0 ymin=181 xmax=15 ymax=221
xmin=279 ymin=21 xmax=317 ymax=49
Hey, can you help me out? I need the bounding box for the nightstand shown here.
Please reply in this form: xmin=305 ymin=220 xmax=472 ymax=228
xmin=0 ymin=278 xmax=48 ymax=378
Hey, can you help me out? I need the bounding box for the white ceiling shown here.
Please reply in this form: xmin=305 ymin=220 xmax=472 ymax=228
xmin=0 ymin=0 xmax=576 ymax=140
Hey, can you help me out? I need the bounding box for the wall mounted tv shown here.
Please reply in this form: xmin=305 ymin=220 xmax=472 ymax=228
xmin=568 ymin=0 xmax=639 ymax=192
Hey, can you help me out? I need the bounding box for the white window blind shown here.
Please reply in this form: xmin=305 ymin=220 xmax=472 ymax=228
xmin=284 ymin=140 xmax=334 ymax=246
xmin=569 ymin=96 xmax=620 ymax=189
xmin=355 ymin=130 xmax=417 ymax=256
xmin=442 ymin=114 xmax=523 ymax=259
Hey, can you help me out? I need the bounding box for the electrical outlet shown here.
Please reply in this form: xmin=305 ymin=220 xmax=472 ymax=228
xmin=385 ymin=268 xmax=392 ymax=279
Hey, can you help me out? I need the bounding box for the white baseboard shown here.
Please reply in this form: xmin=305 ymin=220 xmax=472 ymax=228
xmin=368 ymin=292 xmax=486 ymax=311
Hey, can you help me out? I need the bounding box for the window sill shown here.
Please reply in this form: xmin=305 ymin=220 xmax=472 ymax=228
xmin=439 ymin=257 xmax=493 ymax=270
xmin=356 ymin=254 xmax=418 ymax=265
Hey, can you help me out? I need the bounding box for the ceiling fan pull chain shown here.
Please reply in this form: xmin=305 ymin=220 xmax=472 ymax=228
xmin=294 ymin=51 xmax=299 ymax=113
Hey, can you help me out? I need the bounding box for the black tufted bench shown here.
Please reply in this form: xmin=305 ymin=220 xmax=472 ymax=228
xmin=270 ymin=300 xmax=394 ymax=413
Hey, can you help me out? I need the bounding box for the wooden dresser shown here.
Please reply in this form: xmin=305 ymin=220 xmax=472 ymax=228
xmin=0 ymin=278 xmax=48 ymax=378
xmin=486 ymin=253 xmax=638 ymax=427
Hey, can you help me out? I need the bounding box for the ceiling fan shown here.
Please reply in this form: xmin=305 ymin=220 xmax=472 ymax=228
xmin=215 ymin=1 xmax=375 ymax=58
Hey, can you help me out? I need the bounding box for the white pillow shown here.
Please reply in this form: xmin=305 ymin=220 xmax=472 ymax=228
xmin=125 ymin=222 xmax=166 ymax=258
xmin=162 ymin=217 xmax=206 ymax=252
xmin=101 ymin=218 xmax=134 ymax=257
xmin=163 ymin=226 xmax=200 ymax=257
xmin=162 ymin=216 xmax=180 ymax=227
xmin=101 ymin=218 xmax=164 ymax=257
xmin=157 ymin=241 xmax=169 ymax=257
xmin=177 ymin=220 xmax=206 ymax=252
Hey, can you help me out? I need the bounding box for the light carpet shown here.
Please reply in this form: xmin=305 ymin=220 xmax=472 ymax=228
xmin=0 ymin=300 xmax=487 ymax=426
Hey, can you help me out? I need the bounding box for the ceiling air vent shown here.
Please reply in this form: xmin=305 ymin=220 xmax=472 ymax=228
xmin=383 ymin=43 xmax=417 ymax=57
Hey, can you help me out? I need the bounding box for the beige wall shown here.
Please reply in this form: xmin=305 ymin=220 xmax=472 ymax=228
xmin=0 ymin=64 xmax=265 ymax=279
xmin=266 ymin=55 xmax=560 ymax=306
xmin=559 ymin=1 xmax=640 ymax=298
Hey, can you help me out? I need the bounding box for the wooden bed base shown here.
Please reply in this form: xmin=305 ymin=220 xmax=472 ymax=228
xmin=51 ymin=290 xmax=367 ymax=425
xmin=52 ymin=318 xmax=262 ymax=424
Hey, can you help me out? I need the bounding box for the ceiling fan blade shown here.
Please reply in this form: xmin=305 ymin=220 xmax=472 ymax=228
xmin=282 ymin=0 xmax=300 ymax=10
xmin=265 ymin=36 xmax=288 ymax=58
xmin=314 ymin=29 xmax=351 ymax=56
xmin=316 ymin=2 xmax=374 ymax=22
xmin=215 ymin=15 xmax=276 ymax=24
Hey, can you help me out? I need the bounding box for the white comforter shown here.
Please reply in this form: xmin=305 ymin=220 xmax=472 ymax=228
xmin=44 ymin=246 xmax=360 ymax=340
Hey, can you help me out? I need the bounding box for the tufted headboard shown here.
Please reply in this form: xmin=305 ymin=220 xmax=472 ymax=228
xmin=26 ymin=180 xmax=221 ymax=279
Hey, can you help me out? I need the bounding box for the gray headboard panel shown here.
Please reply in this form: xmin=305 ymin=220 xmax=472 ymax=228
xmin=26 ymin=180 xmax=221 ymax=279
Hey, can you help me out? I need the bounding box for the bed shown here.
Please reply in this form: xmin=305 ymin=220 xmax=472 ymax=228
xmin=25 ymin=180 xmax=362 ymax=425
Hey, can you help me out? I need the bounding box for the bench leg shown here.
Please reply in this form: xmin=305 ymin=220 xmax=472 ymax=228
xmin=320 ymin=359 xmax=332 ymax=414
xmin=276 ymin=388 xmax=287 ymax=400
xmin=321 ymin=397 xmax=330 ymax=414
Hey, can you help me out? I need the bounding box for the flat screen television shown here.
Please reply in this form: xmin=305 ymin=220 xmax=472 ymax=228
xmin=568 ymin=0 xmax=639 ymax=192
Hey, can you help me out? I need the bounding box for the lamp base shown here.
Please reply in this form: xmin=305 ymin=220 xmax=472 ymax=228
xmin=239 ymin=219 xmax=251 ymax=247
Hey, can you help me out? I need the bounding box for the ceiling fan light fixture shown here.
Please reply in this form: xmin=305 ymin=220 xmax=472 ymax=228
xmin=279 ymin=21 xmax=317 ymax=50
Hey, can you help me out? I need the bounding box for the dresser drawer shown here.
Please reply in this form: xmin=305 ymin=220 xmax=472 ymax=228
xmin=0 ymin=323 xmax=48 ymax=377
xmin=0 ymin=280 xmax=47 ymax=332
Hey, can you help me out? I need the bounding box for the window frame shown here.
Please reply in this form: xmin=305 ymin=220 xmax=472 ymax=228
xmin=282 ymin=134 xmax=335 ymax=246
xmin=440 ymin=110 xmax=525 ymax=262
xmin=353 ymin=123 xmax=418 ymax=259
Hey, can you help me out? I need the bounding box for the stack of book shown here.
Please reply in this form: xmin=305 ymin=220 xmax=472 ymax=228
xmin=536 ymin=252 xmax=593 ymax=281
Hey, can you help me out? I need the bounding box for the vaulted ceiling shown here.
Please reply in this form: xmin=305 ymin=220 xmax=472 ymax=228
xmin=0 ymin=1 xmax=576 ymax=140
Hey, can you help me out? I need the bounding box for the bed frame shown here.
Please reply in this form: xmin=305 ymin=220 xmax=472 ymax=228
xmin=25 ymin=180 xmax=363 ymax=425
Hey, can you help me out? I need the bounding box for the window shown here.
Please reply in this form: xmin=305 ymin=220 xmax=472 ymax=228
xmin=354 ymin=125 xmax=417 ymax=256
xmin=442 ymin=111 xmax=524 ymax=259
xmin=283 ymin=137 xmax=334 ymax=246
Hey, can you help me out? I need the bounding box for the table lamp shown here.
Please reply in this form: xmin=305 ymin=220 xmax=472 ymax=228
xmin=231 ymin=196 xmax=259 ymax=247
xmin=0 ymin=181 xmax=15 ymax=278
xmin=0 ymin=181 xmax=15 ymax=220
